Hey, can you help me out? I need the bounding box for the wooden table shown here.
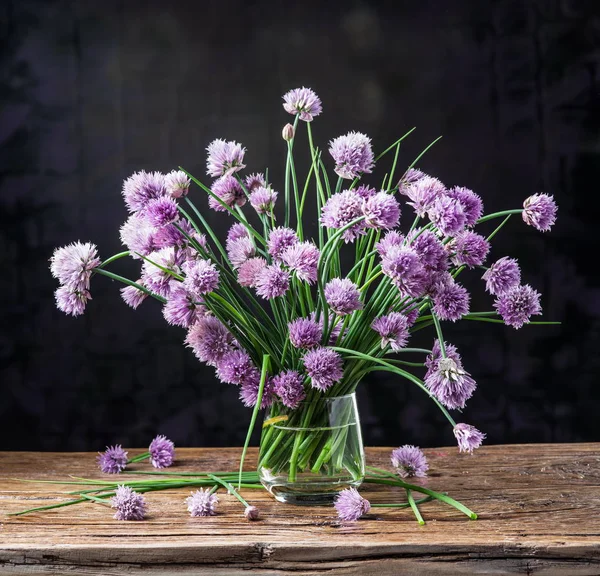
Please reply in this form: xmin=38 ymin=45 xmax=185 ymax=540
xmin=1 ymin=445 xmax=599 ymax=575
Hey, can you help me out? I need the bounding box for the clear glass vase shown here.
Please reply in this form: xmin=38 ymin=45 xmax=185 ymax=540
xmin=258 ymin=392 xmax=365 ymax=505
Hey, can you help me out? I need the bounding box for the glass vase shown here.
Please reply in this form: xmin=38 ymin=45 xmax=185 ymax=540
xmin=258 ymin=392 xmax=365 ymax=505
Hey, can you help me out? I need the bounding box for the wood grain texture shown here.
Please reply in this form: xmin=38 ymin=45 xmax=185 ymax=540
xmin=1 ymin=445 xmax=599 ymax=575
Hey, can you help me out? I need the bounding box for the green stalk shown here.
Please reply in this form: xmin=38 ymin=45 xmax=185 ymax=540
xmin=94 ymin=269 xmax=165 ymax=303
xmin=476 ymin=209 xmax=523 ymax=224
xmin=406 ymin=489 xmax=425 ymax=525
xmin=99 ymin=251 xmax=130 ymax=268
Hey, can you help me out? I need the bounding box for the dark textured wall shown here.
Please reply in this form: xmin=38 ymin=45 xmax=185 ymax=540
xmin=1 ymin=0 xmax=599 ymax=452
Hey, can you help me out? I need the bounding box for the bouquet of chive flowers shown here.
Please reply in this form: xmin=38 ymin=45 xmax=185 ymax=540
xmin=50 ymin=86 xmax=558 ymax=505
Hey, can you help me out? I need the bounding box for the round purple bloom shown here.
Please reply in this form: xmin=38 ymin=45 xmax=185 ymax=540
xmin=249 ymin=186 xmax=277 ymax=216
xmin=50 ymin=241 xmax=101 ymax=290
xmin=244 ymin=172 xmax=266 ymax=193
xmin=371 ymin=312 xmax=410 ymax=351
xmin=283 ymin=87 xmax=323 ymax=122
xmin=111 ymin=485 xmax=147 ymax=521
xmin=153 ymin=219 xmax=196 ymax=250
xmin=494 ymin=284 xmax=542 ymax=329
xmin=239 ymin=373 xmax=274 ymax=408
xmin=321 ymin=190 xmax=366 ymax=243
xmin=303 ymin=347 xmax=344 ymax=391
xmin=428 ymin=195 xmax=467 ymax=237
xmin=227 ymin=223 xmax=250 ymax=244
xmin=141 ymin=247 xmax=182 ymax=298
xmin=482 ymin=257 xmax=521 ymax=296
xmin=55 ymin=286 xmax=91 ymax=316
xmin=209 ymin=175 xmax=246 ymax=212
xmin=272 ymin=370 xmax=306 ymax=409
xmin=453 ymin=423 xmax=486 ymax=453
xmin=149 ymin=435 xmax=175 ymax=469
xmin=268 ymin=227 xmax=298 ymax=261
xmin=329 ymin=132 xmax=375 ymax=179
xmin=281 ymin=241 xmax=320 ymax=284
xmin=206 ymin=138 xmax=246 ymax=178
xmin=381 ymin=246 xmax=428 ymax=297
xmin=255 ymin=264 xmax=290 ymax=299
xmin=120 ymin=282 xmax=148 ymax=310
xmin=97 ymin=445 xmax=128 ymax=474
xmin=237 ymin=257 xmax=267 ymax=288
xmin=163 ymin=285 xmax=205 ymax=328
xmin=403 ymin=307 xmax=420 ymax=326
xmin=185 ymin=316 xmax=236 ymax=366
xmin=216 ymin=350 xmax=258 ymax=385
xmin=390 ymin=445 xmax=429 ymax=478
xmin=410 ymin=229 xmax=448 ymax=273
xmin=363 ymin=191 xmax=401 ymax=230
xmin=244 ymin=505 xmax=260 ymax=521
xmin=432 ymin=281 xmax=470 ymax=322
xmin=446 ymin=186 xmax=483 ymax=227
xmin=119 ymin=213 xmax=157 ymax=258
xmin=144 ymin=197 xmax=179 ymax=227
xmin=452 ymin=231 xmax=490 ymax=268
xmin=334 ymin=488 xmax=370 ymax=522
xmin=227 ymin=237 xmax=255 ymax=269
xmin=122 ymin=170 xmax=167 ymax=213
xmin=522 ymin=193 xmax=557 ymax=232
xmin=165 ymin=170 xmax=190 ymax=199
xmin=186 ymin=489 xmax=218 ymax=517
xmin=401 ymin=175 xmax=445 ymax=217
xmin=398 ymin=167 xmax=427 ymax=191
xmin=324 ymin=278 xmax=362 ymax=316
xmin=375 ymin=230 xmax=404 ymax=256
xmin=289 ymin=317 xmax=322 ymax=349
xmin=182 ymin=259 xmax=220 ymax=296
xmin=354 ymin=184 xmax=377 ymax=199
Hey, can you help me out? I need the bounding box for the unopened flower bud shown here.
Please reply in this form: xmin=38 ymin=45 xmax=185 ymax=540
xmin=282 ymin=123 xmax=295 ymax=142
xmin=244 ymin=505 xmax=260 ymax=521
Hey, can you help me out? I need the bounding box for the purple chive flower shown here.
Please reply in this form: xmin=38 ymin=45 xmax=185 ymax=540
xmin=249 ymin=186 xmax=277 ymax=216
xmin=375 ymin=230 xmax=404 ymax=256
xmin=209 ymin=175 xmax=246 ymax=212
xmin=111 ymin=485 xmax=147 ymax=521
xmin=153 ymin=219 xmax=195 ymax=250
xmin=268 ymin=227 xmax=298 ymax=261
xmin=398 ymin=167 xmax=427 ymax=190
xmin=122 ymin=170 xmax=167 ymax=213
xmin=432 ymin=280 xmax=470 ymax=322
xmin=244 ymin=505 xmax=260 ymax=521
xmin=237 ymin=257 xmax=267 ymax=288
xmin=424 ymin=343 xmax=476 ymax=410
xmin=390 ymin=445 xmax=429 ymax=478
xmin=324 ymin=278 xmax=362 ymax=316
xmin=522 ymin=193 xmax=557 ymax=232
xmin=55 ymin=286 xmax=91 ymax=316
xmin=141 ymin=247 xmax=181 ymax=298
xmin=281 ymin=241 xmax=320 ymax=284
xmin=446 ymin=186 xmax=484 ymax=227
xmin=216 ymin=350 xmax=258 ymax=385
xmin=334 ymin=488 xmax=370 ymax=522
xmin=428 ymin=195 xmax=467 ymax=237
xmin=321 ymin=190 xmax=367 ymax=243
xmin=50 ymin=242 xmax=101 ymax=290
xmin=182 ymin=259 xmax=220 ymax=296
xmin=186 ymin=489 xmax=218 ymax=517
xmin=288 ymin=317 xmax=322 ymax=349
xmin=452 ymin=231 xmax=490 ymax=268
xmin=227 ymin=237 xmax=256 ymax=269
xmin=329 ymin=131 xmax=375 ymax=179
xmin=163 ymin=285 xmax=205 ymax=328
xmin=206 ymin=138 xmax=246 ymax=178
xmin=165 ymin=170 xmax=190 ymax=199
xmin=227 ymin=223 xmax=250 ymax=244
xmin=454 ymin=423 xmax=486 ymax=453
xmin=149 ymin=435 xmax=175 ymax=469
xmin=255 ymin=264 xmax=290 ymax=299
xmin=401 ymin=175 xmax=445 ymax=217
xmin=494 ymin=284 xmax=542 ymax=329
xmin=371 ymin=312 xmax=410 ymax=350
xmin=119 ymin=213 xmax=157 ymax=258
xmin=282 ymin=87 xmax=323 ymax=122
xmin=355 ymin=184 xmax=377 ymax=199
xmin=244 ymin=172 xmax=266 ymax=193
xmin=363 ymin=191 xmax=401 ymax=230
xmin=185 ymin=316 xmax=236 ymax=366
xmin=381 ymin=246 xmax=428 ymax=297
xmin=120 ymin=282 xmax=148 ymax=310
xmin=144 ymin=197 xmax=180 ymax=227
xmin=303 ymin=347 xmax=344 ymax=391
xmin=239 ymin=373 xmax=274 ymax=408
xmin=97 ymin=445 xmax=128 ymax=474
xmin=411 ymin=229 xmax=449 ymax=273
xmin=404 ymin=307 xmax=420 ymax=326
xmin=272 ymin=370 xmax=306 ymax=409
xmin=482 ymin=257 xmax=521 ymax=296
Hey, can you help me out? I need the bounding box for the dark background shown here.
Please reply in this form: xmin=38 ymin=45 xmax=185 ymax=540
xmin=1 ymin=0 xmax=599 ymax=452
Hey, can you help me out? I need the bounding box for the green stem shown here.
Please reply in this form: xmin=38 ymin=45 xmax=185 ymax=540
xmin=407 ymin=489 xmax=425 ymax=525
xmin=94 ymin=269 xmax=166 ymax=303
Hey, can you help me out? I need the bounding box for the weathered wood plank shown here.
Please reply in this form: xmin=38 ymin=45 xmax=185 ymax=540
xmin=0 ymin=445 xmax=599 ymax=575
